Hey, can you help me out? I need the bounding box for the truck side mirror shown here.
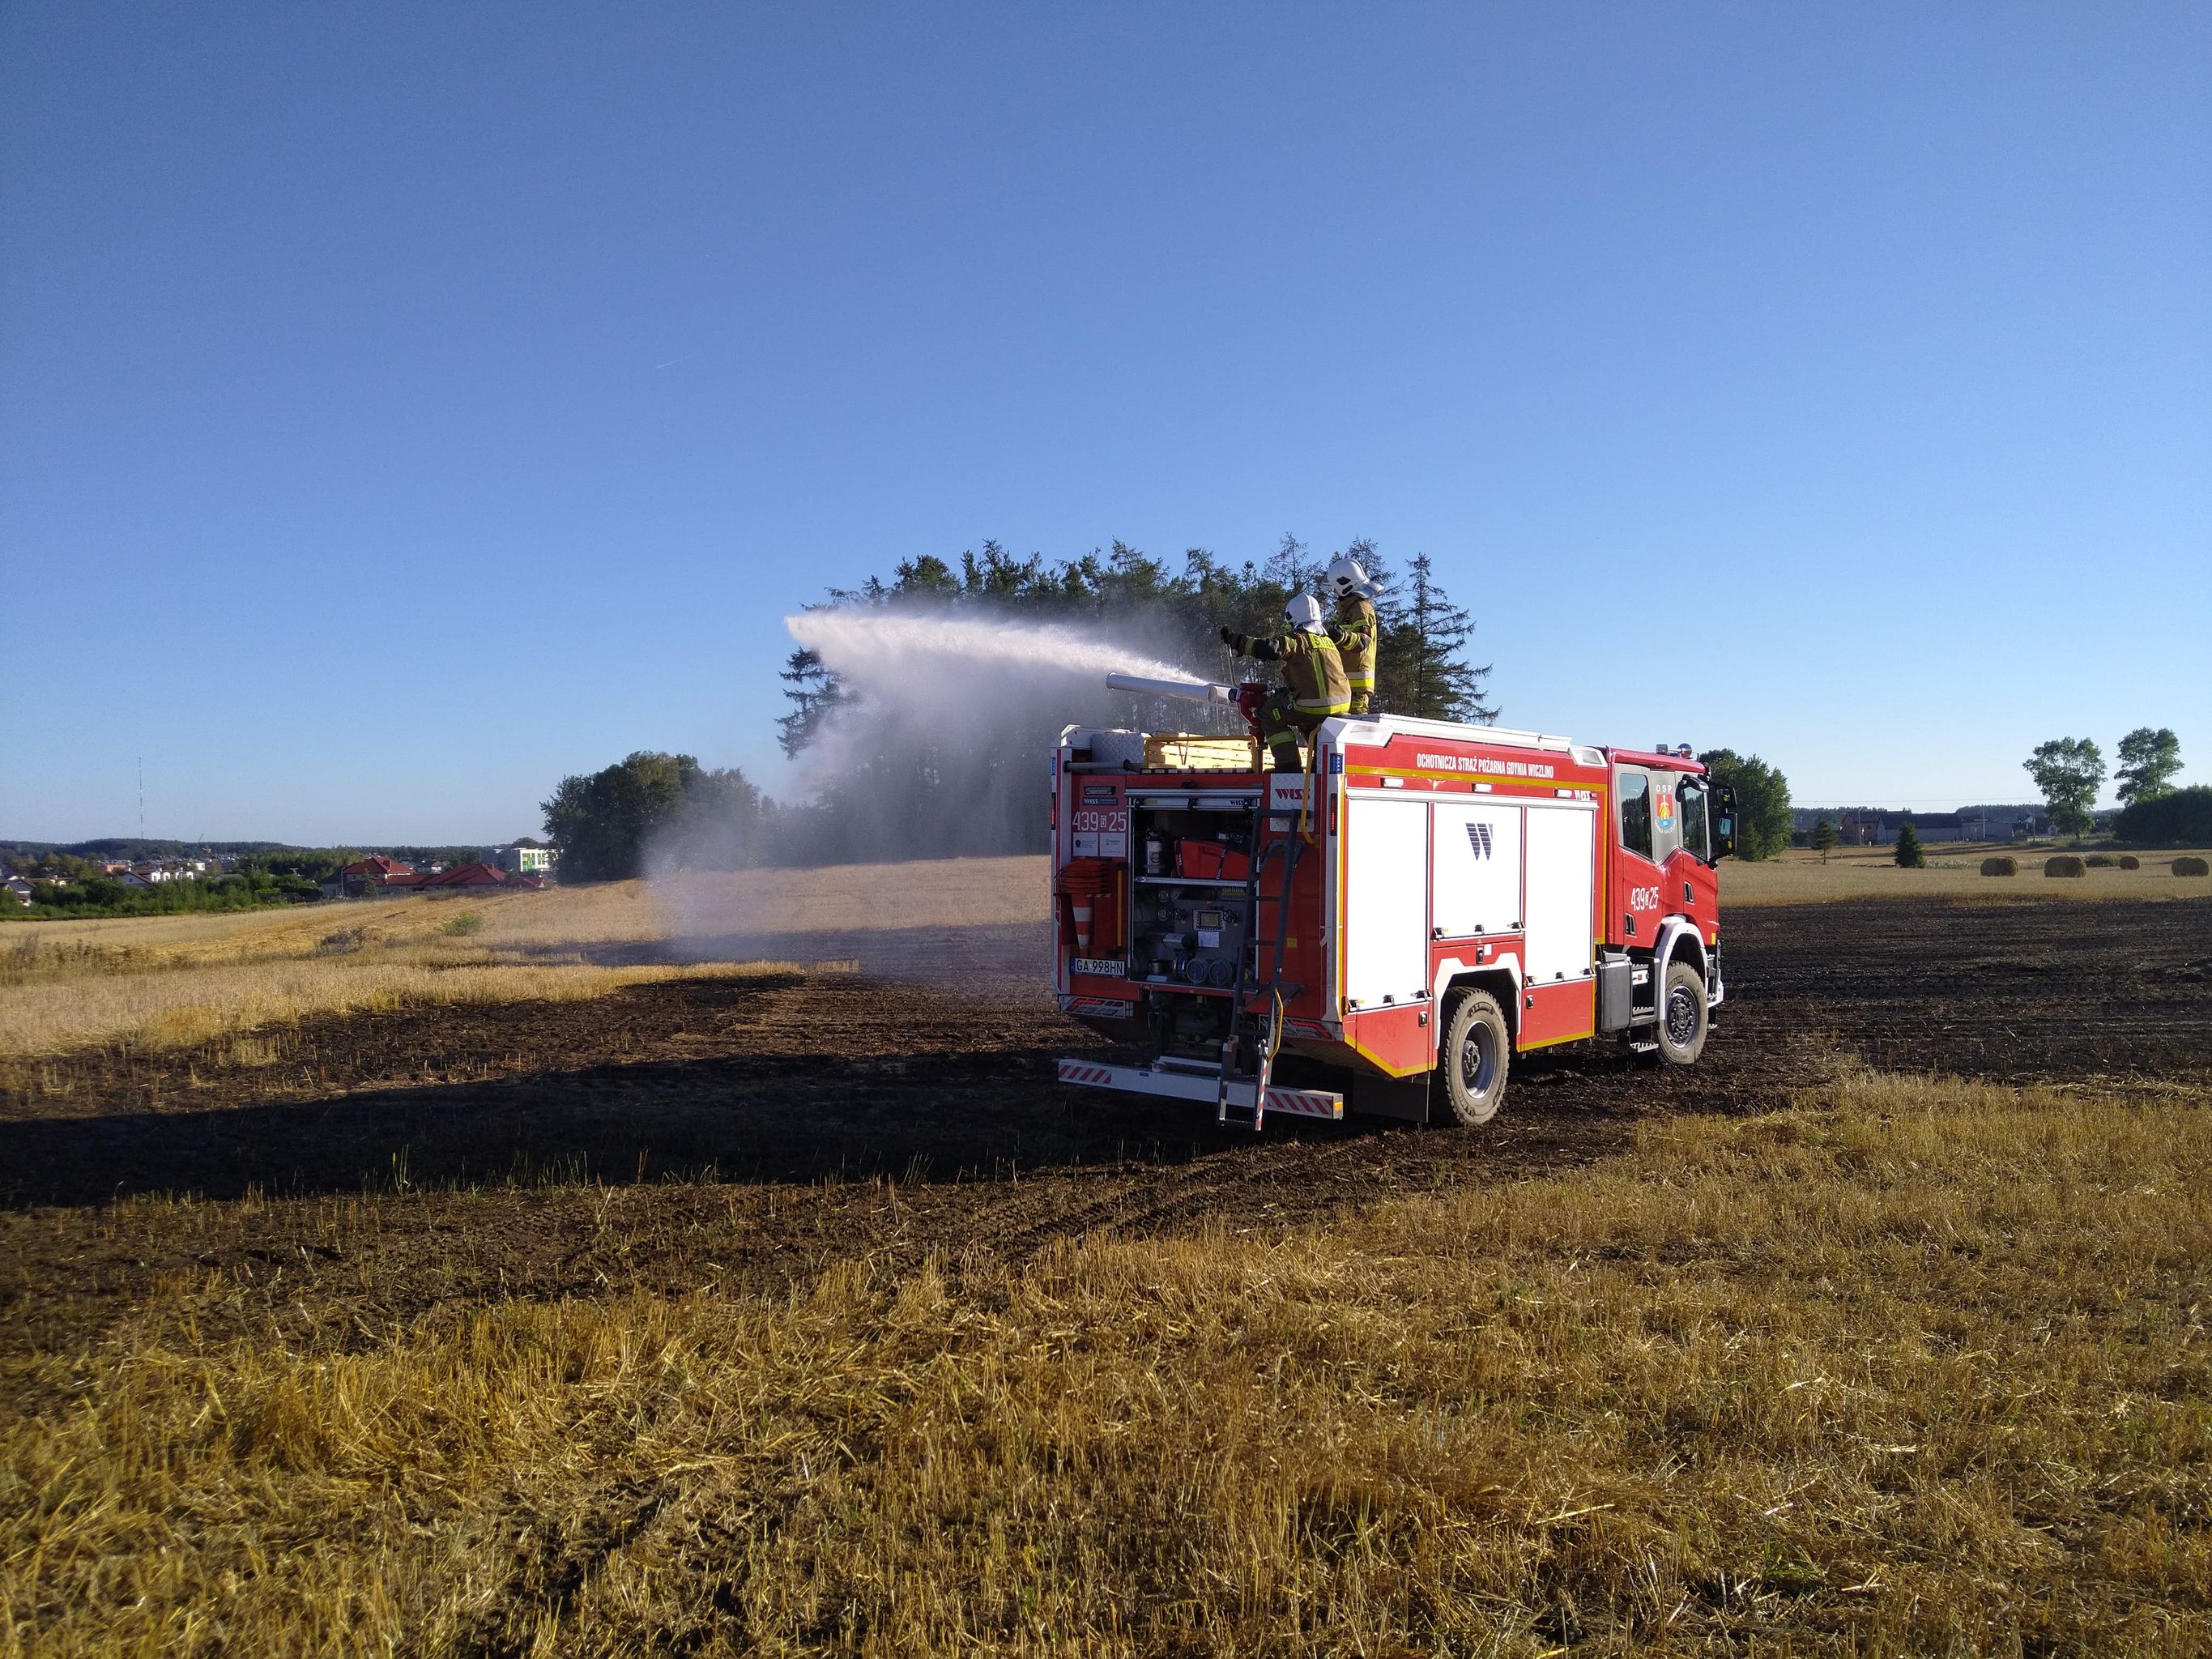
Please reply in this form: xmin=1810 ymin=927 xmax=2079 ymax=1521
xmin=1713 ymin=784 xmax=1738 ymax=861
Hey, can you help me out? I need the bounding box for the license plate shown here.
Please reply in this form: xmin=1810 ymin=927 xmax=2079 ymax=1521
xmin=1071 ymin=957 xmax=1126 ymax=978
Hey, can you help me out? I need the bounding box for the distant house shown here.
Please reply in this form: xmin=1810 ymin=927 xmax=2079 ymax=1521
xmin=419 ymin=861 xmax=509 ymax=889
xmin=1837 ymin=812 xmax=1990 ymax=847
xmin=112 ymin=870 xmax=153 ymax=889
xmin=1898 ymin=813 xmax=1976 ymax=844
xmin=2 ymin=876 xmax=32 ymax=906
xmin=1835 ymin=812 xmax=1890 ymax=847
xmin=495 ymin=846 xmax=552 ymax=875
xmin=322 ymin=855 xmax=423 ymax=900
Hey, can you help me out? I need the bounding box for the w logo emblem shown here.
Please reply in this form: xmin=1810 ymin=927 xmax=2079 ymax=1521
xmin=1465 ymin=822 xmax=1494 ymax=859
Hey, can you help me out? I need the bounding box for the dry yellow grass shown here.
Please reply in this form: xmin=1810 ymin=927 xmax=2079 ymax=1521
xmin=3 ymin=1067 xmax=2206 ymax=1654
xmin=1723 ymin=844 xmax=2212 ymax=906
xmin=651 ymin=853 xmax=1047 ymax=936
xmin=0 ymin=886 xmax=799 ymax=1061
xmin=0 ymin=859 xmax=1046 ymax=1062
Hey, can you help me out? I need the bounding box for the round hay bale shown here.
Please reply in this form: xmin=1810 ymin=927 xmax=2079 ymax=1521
xmin=2084 ymin=853 xmax=2116 ymax=868
xmin=2176 ymin=855 xmax=2210 ymax=877
xmin=2119 ymin=855 xmax=2140 ymax=870
xmin=2044 ymin=855 xmax=2087 ymax=878
xmin=1980 ymin=855 xmax=2018 ymax=876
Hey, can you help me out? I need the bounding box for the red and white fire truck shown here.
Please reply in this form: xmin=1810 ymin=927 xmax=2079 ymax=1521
xmin=1052 ymin=676 xmax=1738 ymax=1129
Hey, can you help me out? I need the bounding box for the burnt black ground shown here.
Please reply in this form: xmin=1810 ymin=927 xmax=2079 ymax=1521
xmin=1 ymin=896 xmax=2206 ymax=1378
xmin=3 ymin=895 xmax=2206 ymax=1213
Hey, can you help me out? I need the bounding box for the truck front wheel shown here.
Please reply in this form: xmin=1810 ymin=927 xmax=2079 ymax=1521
xmin=1435 ymin=988 xmax=1511 ymax=1126
xmin=1656 ymin=960 xmax=1709 ymax=1066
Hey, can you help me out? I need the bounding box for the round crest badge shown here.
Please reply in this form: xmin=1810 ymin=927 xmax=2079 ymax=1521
xmin=1656 ymin=791 xmax=1677 ymax=833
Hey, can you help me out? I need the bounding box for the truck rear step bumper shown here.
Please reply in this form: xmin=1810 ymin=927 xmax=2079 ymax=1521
xmin=1055 ymin=1058 xmax=1344 ymax=1120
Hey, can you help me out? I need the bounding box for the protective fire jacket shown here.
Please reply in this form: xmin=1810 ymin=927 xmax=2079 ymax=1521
xmin=1328 ymin=593 xmax=1378 ymax=711
xmin=1230 ymin=628 xmax=1351 ymax=719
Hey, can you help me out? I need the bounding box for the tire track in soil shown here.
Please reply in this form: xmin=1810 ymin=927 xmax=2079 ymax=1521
xmin=855 ymin=893 xmax=2212 ymax=1261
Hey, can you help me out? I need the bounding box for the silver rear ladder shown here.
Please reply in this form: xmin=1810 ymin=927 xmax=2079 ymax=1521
xmin=1215 ymin=774 xmax=1309 ymax=1132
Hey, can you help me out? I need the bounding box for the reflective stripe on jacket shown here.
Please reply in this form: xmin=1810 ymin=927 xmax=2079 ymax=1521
xmin=1329 ymin=594 xmax=1378 ymax=700
xmin=1232 ymin=627 xmax=1350 ymax=718
xmin=1285 ymin=630 xmax=1350 ymax=714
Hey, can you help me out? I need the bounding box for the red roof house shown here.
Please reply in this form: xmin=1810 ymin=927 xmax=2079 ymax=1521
xmin=325 ymin=855 xmax=427 ymax=899
xmin=340 ymin=855 xmax=414 ymax=880
xmin=419 ymin=861 xmax=508 ymax=889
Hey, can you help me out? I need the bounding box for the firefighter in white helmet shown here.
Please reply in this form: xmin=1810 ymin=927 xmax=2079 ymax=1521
xmin=1323 ymin=554 xmax=1379 ymax=714
xmin=1220 ymin=594 xmax=1351 ymax=770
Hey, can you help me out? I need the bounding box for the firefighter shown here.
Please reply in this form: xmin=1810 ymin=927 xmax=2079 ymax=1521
xmin=1220 ymin=595 xmax=1350 ymax=770
xmin=1324 ymin=554 xmax=1379 ymax=714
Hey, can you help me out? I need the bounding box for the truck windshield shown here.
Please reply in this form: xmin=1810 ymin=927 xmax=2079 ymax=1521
xmin=1678 ymin=774 xmax=1711 ymax=860
xmin=1618 ymin=770 xmax=1653 ymax=859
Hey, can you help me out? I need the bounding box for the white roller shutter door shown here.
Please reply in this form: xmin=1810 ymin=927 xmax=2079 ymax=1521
xmin=1523 ymin=803 xmax=1596 ymax=983
xmin=1343 ymin=795 xmax=1430 ymax=1007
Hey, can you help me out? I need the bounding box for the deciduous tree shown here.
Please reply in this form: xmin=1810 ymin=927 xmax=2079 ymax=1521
xmin=541 ymin=753 xmax=768 ymax=881
xmin=2024 ymin=738 xmax=2105 ymax=842
xmin=2113 ymin=783 xmax=2212 ymax=847
xmin=2115 ymin=727 xmax=2180 ymax=806
xmin=1696 ymin=751 xmax=1793 ymax=861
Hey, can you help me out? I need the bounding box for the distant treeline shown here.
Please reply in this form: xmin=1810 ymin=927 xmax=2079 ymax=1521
xmin=1 ymin=845 xmax=523 ymax=921
xmin=2 ymin=840 xmax=509 ymax=868
xmin=1 ymin=838 xmax=305 ymax=862
xmin=2115 ymin=785 xmax=2211 ymax=847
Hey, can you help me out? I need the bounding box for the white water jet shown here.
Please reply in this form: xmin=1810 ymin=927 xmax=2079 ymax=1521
xmin=650 ymin=603 xmax=1217 ymax=969
xmin=786 ymin=610 xmax=1193 ymax=689
xmin=776 ymin=605 xmax=1214 ymax=861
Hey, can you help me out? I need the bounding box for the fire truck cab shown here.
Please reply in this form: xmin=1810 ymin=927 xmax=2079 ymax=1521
xmin=1051 ymin=713 xmax=1737 ymax=1129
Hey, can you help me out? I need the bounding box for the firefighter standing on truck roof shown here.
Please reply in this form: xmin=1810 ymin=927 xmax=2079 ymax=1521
xmin=1323 ymin=554 xmax=1379 ymax=714
xmin=1220 ymin=595 xmax=1350 ymax=771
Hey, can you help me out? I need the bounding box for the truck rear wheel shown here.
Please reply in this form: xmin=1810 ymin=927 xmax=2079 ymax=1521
xmin=1656 ymin=959 xmax=1709 ymax=1066
xmin=1435 ymin=988 xmax=1510 ymax=1126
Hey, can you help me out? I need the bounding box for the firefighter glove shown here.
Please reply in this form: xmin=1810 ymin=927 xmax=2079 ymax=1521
xmin=1219 ymin=625 xmax=1237 ymax=648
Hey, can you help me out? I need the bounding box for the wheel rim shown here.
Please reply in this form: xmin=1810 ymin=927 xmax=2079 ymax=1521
xmin=1664 ymin=983 xmax=1701 ymax=1047
xmin=1460 ymin=1018 xmax=1498 ymax=1100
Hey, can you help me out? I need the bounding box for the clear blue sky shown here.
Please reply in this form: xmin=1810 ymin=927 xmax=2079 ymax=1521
xmin=4 ymin=3 xmax=2206 ymax=844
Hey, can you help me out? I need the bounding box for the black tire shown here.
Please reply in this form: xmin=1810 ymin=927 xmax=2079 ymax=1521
xmin=1434 ymin=988 xmax=1511 ymax=1126
xmin=1656 ymin=959 xmax=1709 ymax=1066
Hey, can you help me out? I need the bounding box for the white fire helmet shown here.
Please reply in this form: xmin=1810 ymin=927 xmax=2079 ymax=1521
xmin=1326 ymin=554 xmax=1370 ymax=599
xmin=1284 ymin=593 xmax=1327 ymax=633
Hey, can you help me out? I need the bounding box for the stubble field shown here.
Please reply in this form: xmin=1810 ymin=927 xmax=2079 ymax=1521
xmin=2 ymin=859 xmax=2210 ymax=1656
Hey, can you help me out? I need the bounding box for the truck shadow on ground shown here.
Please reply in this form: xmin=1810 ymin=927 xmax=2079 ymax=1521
xmin=0 ymin=1041 xmax=1683 ymax=1210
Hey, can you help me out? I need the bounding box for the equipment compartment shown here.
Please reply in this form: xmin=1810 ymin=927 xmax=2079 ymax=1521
xmin=1129 ymin=800 xmax=1259 ymax=996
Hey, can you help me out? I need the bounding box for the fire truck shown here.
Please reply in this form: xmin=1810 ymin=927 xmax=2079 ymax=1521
xmin=1052 ymin=676 xmax=1738 ymax=1129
